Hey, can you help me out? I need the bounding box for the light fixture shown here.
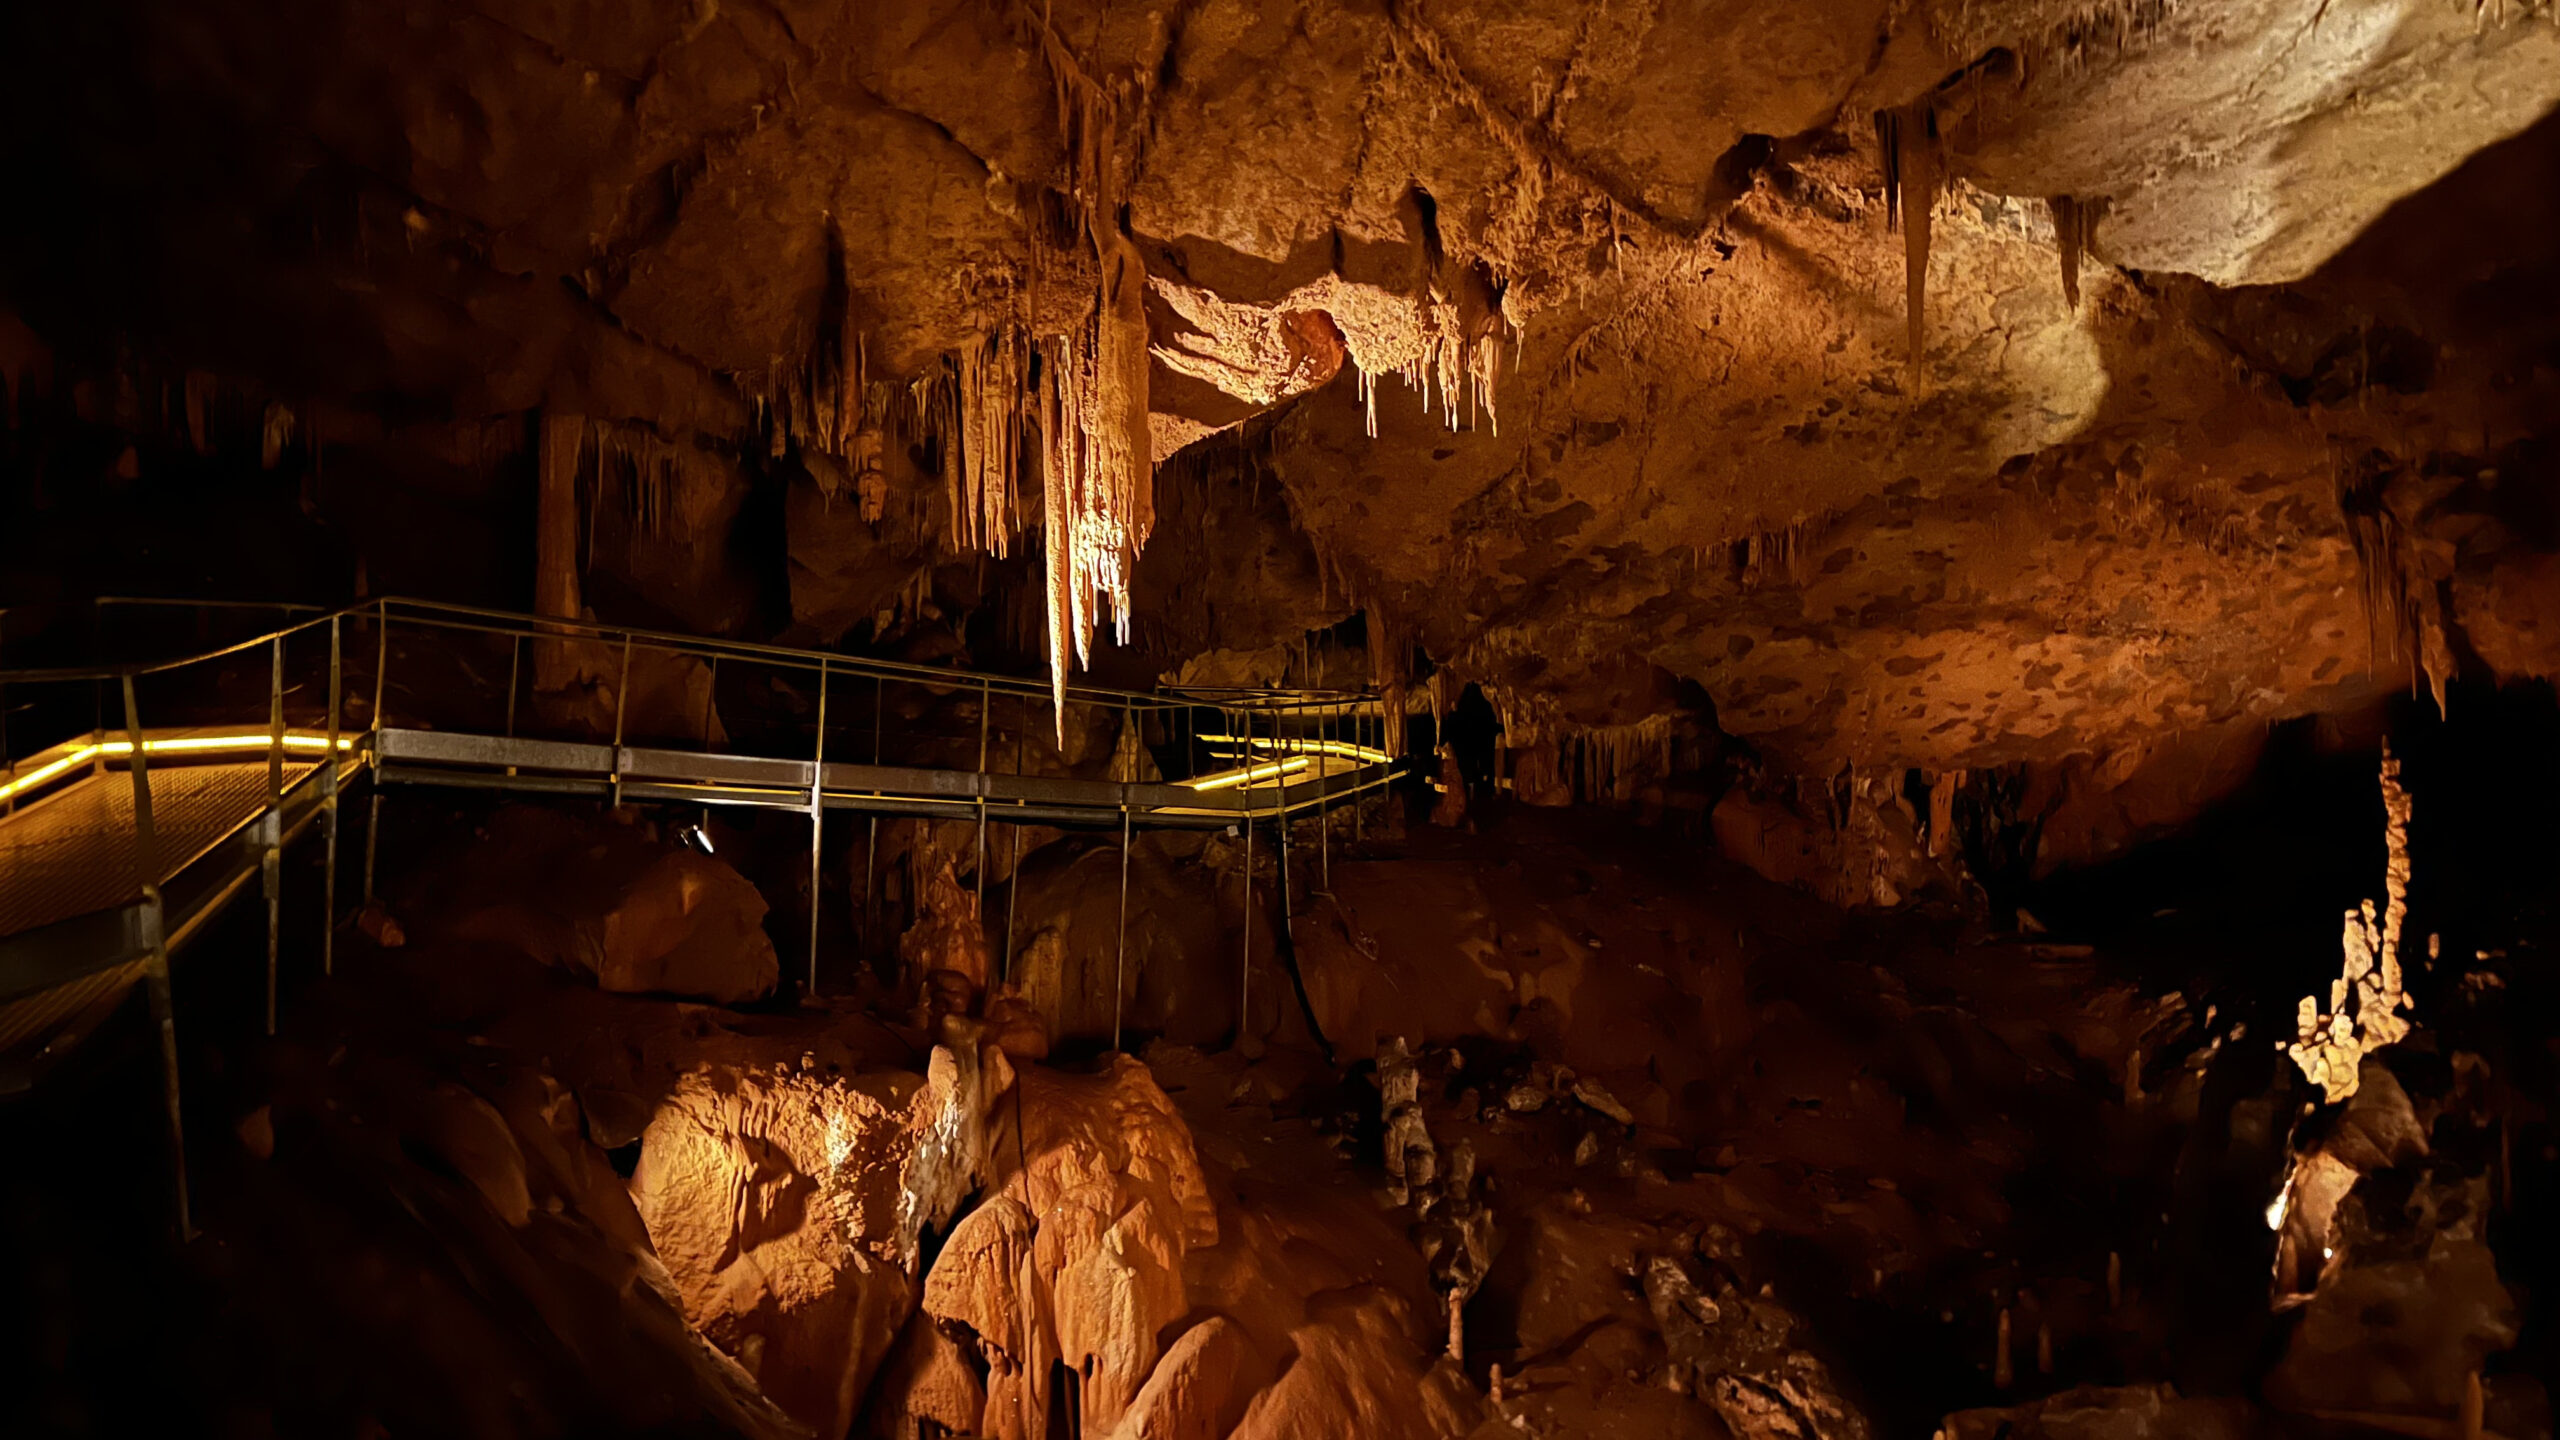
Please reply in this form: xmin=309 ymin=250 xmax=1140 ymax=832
xmin=0 ymin=732 xmax=357 ymax=806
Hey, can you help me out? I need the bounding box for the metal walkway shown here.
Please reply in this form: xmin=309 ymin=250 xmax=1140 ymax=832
xmin=0 ymin=596 xmax=1401 ymax=1232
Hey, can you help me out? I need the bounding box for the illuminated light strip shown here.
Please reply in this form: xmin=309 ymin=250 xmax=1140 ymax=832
xmin=0 ymin=733 xmax=356 ymax=806
xmin=1191 ymin=735 xmax=1393 ymax=765
xmin=1180 ymin=756 xmax=1313 ymax=793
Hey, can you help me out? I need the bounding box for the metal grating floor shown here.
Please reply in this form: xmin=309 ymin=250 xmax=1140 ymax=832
xmin=0 ymin=761 xmax=320 ymax=940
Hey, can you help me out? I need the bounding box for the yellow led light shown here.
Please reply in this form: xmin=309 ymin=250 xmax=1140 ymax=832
xmin=0 ymin=732 xmax=356 ymax=805
xmin=1180 ymin=756 xmax=1313 ymax=793
xmin=1191 ymin=735 xmax=1392 ymax=766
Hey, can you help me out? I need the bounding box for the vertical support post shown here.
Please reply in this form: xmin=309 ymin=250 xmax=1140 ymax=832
xmin=2 ymin=679 xmax=13 ymax=819
xmin=366 ymin=602 xmax=389 ymax=908
xmin=863 ymin=676 xmax=881 ymax=968
xmin=124 ymin=675 xmax=190 ymax=1241
xmin=1318 ymin=706 xmax=1330 ymax=888
xmin=974 ymin=679 xmax=991 ymax=912
xmin=1355 ymin=699 xmax=1369 ymax=844
xmin=1115 ymin=786 xmax=1132 ymax=1054
xmin=264 ymin=636 xmax=284 ymax=1035
xmin=322 ymin=616 xmax=341 ymax=976
xmin=267 ymin=636 xmax=286 ymax=798
xmin=1003 ymin=694 xmax=1026 ymax=987
xmin=608 ymin=633 xmax=633 ymax=809
xmin=371 ymin=598 xmax=389 ymax=739
xmin=808 ymin=659 xmax=829 ymax=998
xmin=1239 ymin=707 xmax=1255 ymax=1049
xmin=503 ymin=631 xmax=522 ymax=776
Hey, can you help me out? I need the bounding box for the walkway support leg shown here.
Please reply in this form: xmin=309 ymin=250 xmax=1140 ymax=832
xmin=974 ymin=679 xmax=991 ymax=913
xmin=1240 ymin=713 xmax=1255 ymax=1049
xmin=808 ymin=659 xmax=829 ymax=999
xmin=264 ymin=635 xmax=284 ymax=1036
xmin=1115 ymin=798 xmax=1132 ymax=1053
xmin=322 ymin=615 xmax=341 ymax=976
xmin=123 ymin=676 xmax=190 ymax=1241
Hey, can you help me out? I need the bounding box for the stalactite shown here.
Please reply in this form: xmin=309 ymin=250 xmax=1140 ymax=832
xmin=952 ymin=329 xmax=1027 ymax=559
xmin=2340 ymin=451 xmax=2456 ymax=715
xmin=2048 ymin=195 xmax=2108 ymax=311
xmin=1018 ymin=23 xmax=1162 ymax=731
xmin=1876 ymin=104 xmax=1941 ymax=376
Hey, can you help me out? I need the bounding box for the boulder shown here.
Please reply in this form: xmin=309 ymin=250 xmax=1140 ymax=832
xmin=1226 ymin=1287 xmax=1476 ymax=1440
xmin=922 ymin=1056 xmax=1218 ymax=1439
xmin=629 ymin=1054 xmax=936 ymax=1438
xmin=434 ymin=806 xmax=780 ymax=1005
xmin=1109 ymin=1316 xmax=1260 ymax=1440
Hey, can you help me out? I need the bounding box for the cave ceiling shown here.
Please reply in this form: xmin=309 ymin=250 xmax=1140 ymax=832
xmin=6 ymin=0 xmax=2559 ymax=776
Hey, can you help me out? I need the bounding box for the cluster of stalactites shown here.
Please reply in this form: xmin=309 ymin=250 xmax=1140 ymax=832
xmin=2286 ymin=745 xmax=2418 ymax=1103
xmin=1353 ymin=321 xmax=1505 ymax=440
xmin=1570 ymin=715 xmax=1676 ymax=805
xmin=952 ymin=328 xmax=1028 ymax=560
xmin=1037 ymin=240 xmax=1154 ymax=727
xmin=1019 ymin=21 xmax=1157 ymax=733
xmin=1877 ymin=106 xmax=2114 ymax=359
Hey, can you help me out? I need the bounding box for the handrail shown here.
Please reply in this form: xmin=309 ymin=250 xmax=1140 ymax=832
xmin=0 ymin=596 xmax=1378 ymax=712
xmin=0 ymin=600 xmax=373 ymax=684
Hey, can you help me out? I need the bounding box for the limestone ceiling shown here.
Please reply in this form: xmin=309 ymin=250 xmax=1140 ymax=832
xmin=5 ymin=0 xmax=2558 ymax=772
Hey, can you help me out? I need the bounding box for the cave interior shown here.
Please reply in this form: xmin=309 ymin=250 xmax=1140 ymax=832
xmin=4 ymin=3 xmax=2560 ymax=1439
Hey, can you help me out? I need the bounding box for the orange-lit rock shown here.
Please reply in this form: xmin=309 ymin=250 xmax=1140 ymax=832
xmin=922 ymin=1056 xmax=1216 ymax=1439
xmin=433 ymin=806 xmax=780 ymax=1005
xmin=629 ymin=1051 xmax=934 ymax=1437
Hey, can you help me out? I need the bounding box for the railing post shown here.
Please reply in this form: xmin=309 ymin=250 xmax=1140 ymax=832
xmin=808 ymin=659 xmax=828 ymax=998
xmin=264 ymin=636 xmax=285 ymax=1034
xmin=503 ymin=631 xmax=522 ymax=779
xmin=608 ymin=633 xmax=633 ymax=809
xmin=322 ymin=615 xmax=341 ymax=977
xmin=123 ymin=674 xmax=191 ymax=1241
xmin=863 ymin=676 xmax=881 ymax=969
xmin=1115 ymin=782 xmax=1132 ymax=1055
xmin=365 ymin=600 xmax=387 ymax=904
xmin=1318 ymin=705 xmax=1330 ymax=888
xmin=1003 ymin=693 xmax=1026 ymax=990
xmin=973 ymin=679 xmax=991 ymax=912
xmin=1239 ymin=706 xmax=1254 ymax=1051
xmin=1355 ymin=699 xmax=1369 ymax=844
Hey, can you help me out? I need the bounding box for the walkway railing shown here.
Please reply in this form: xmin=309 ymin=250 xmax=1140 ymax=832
xmin=0 ymin=596 xmax=1406 ymax=1236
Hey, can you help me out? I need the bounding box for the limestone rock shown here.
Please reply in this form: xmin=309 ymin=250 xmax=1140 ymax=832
xmin=1109 ymin=1315 xmax=1261 ymax=1440
xmin=923 ymin=1056 xmax=1218 ymax=1439
xmin=1226 ymin=1287 xmax=1477 ymax=1440
xmin=629 ymin=1056 xmax=934 ymax=1437
xmin=435 ymin=807 xmax=779 ymax=1005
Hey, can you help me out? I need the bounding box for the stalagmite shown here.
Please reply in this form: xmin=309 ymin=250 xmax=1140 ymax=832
xmin=2285 ymin=745 xmax=2418 ymax=1101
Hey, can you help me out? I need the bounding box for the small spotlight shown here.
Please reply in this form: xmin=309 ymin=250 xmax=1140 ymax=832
xmin=680 ymin=823 xmax=716 ymax=855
